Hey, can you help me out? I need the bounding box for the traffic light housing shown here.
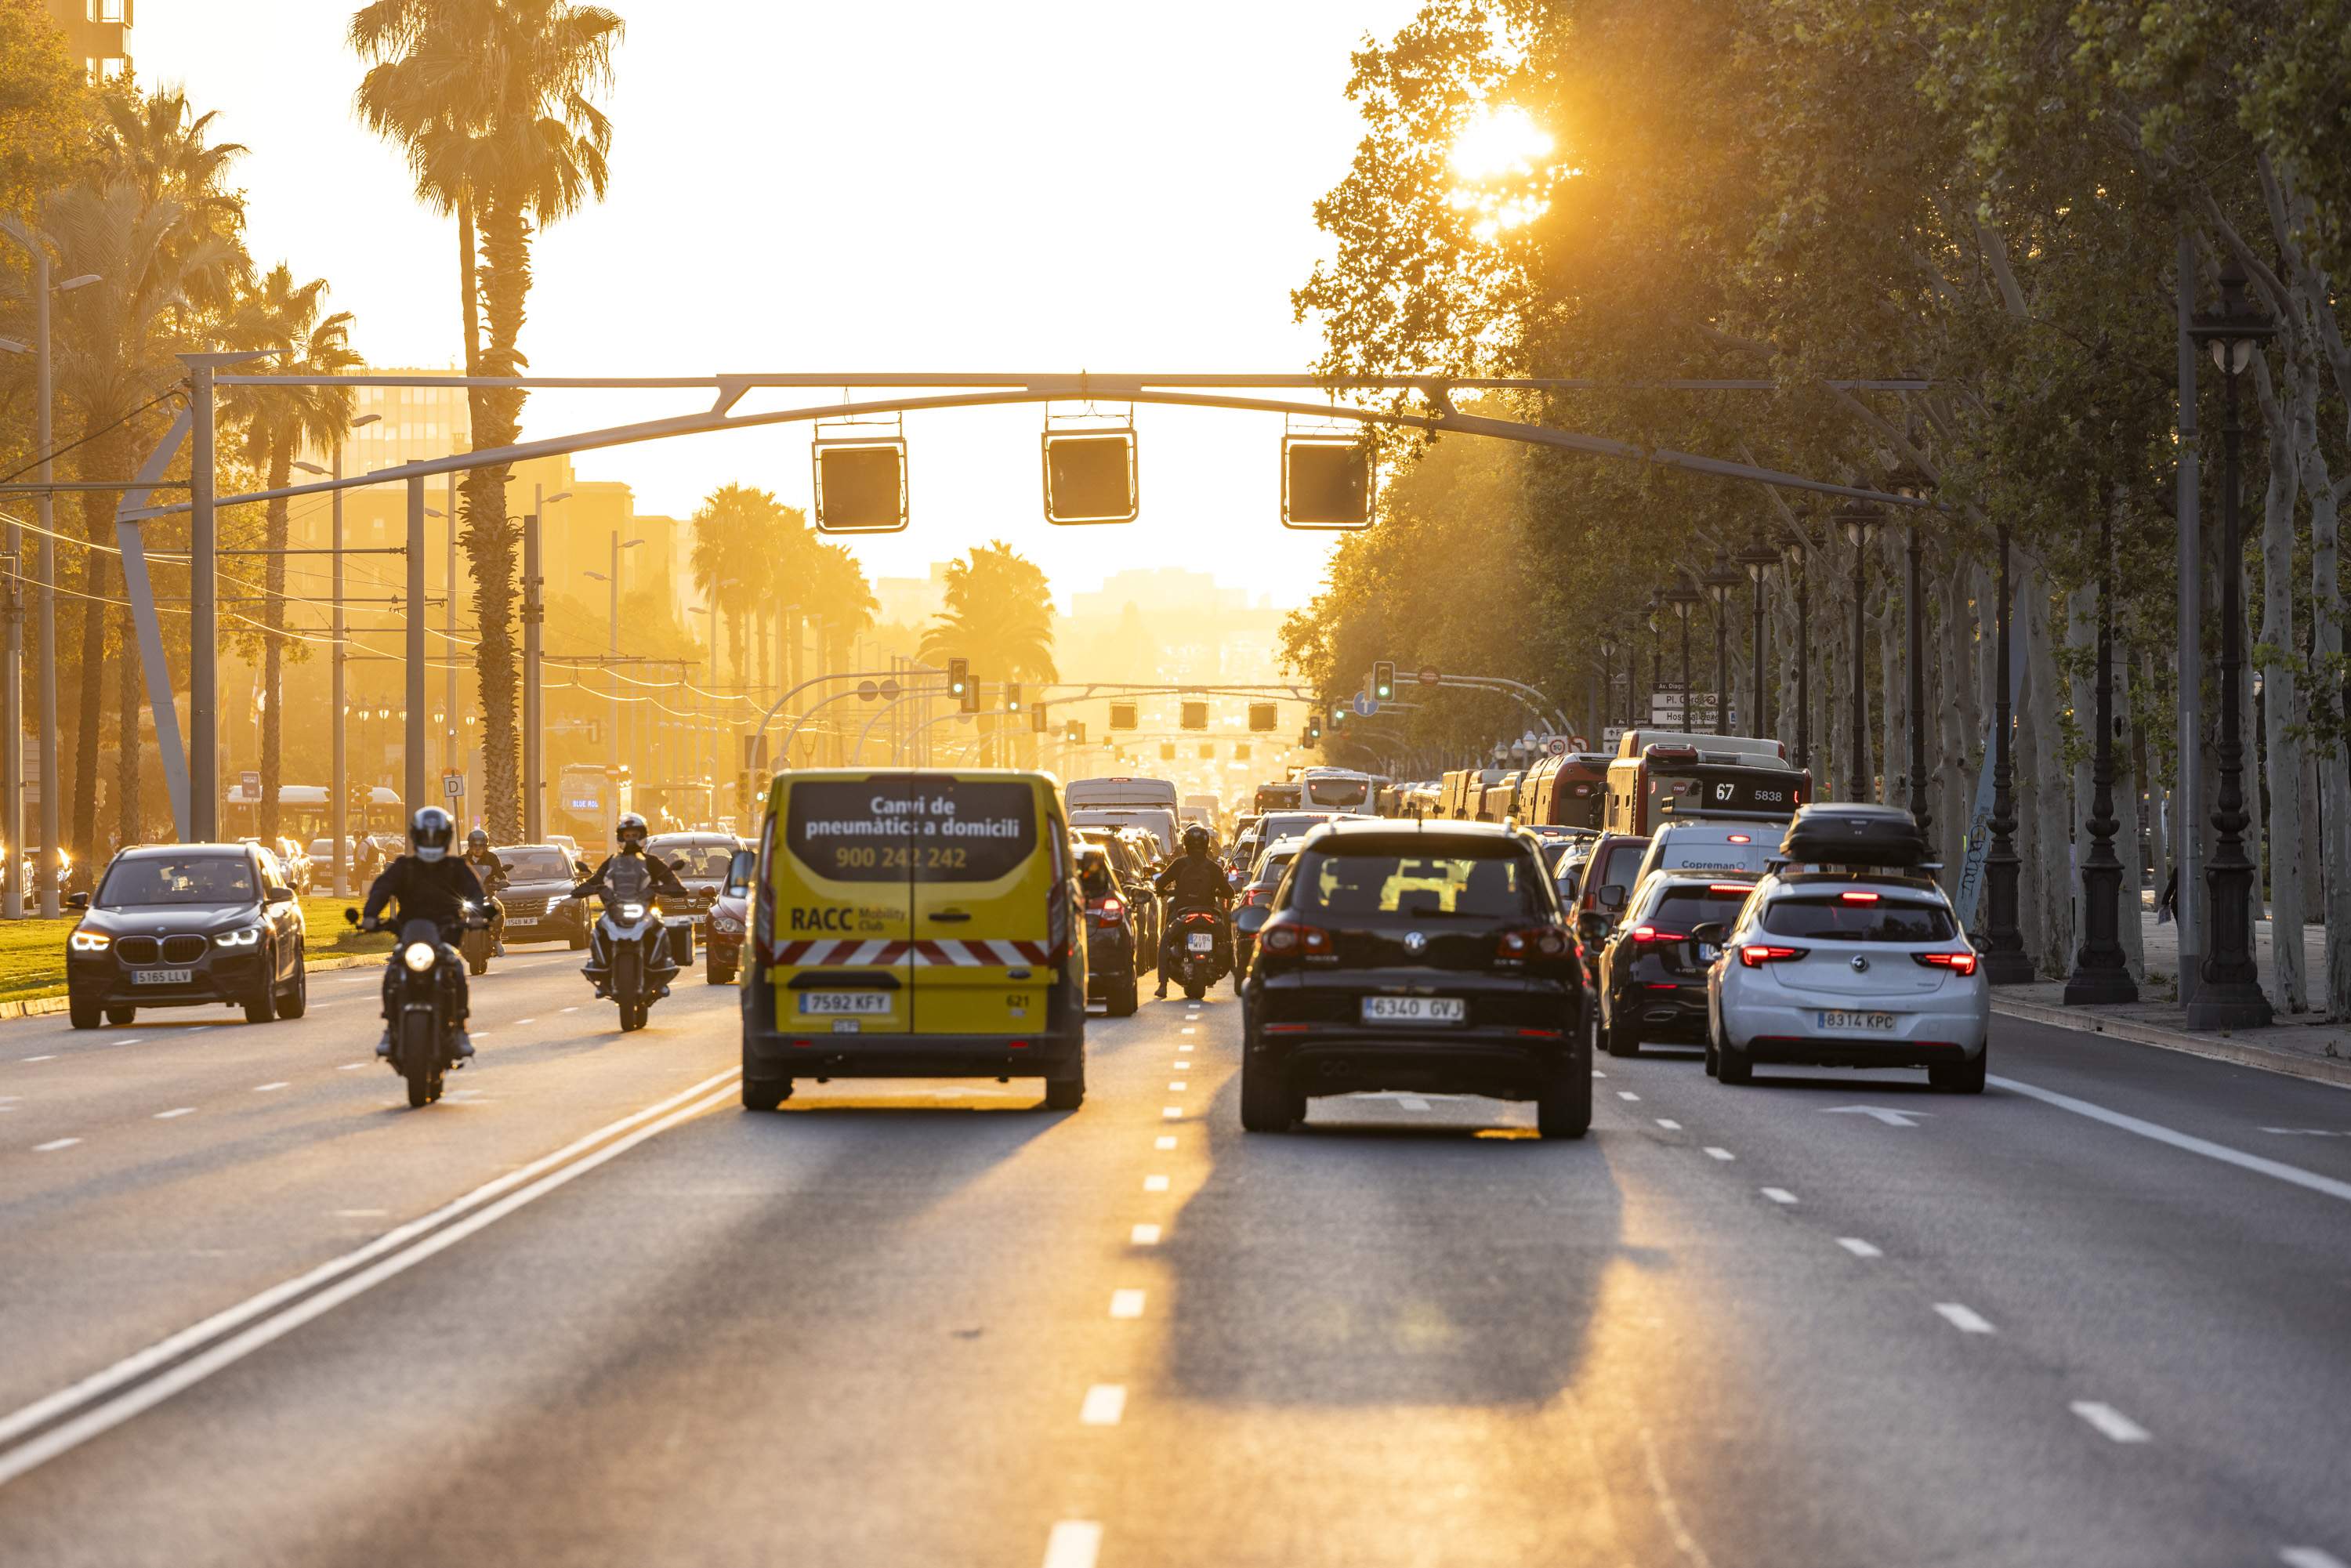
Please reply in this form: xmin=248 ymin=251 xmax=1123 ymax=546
xmin=1247 ymin=701 xmax=1277 ymax=732
xmin=1180 ymin=700 xmax=1208 ymax=731
xmin=1003 ymin=680 xmax=1022 ymax=714
xmin=1065 ymin=720 xmax=1086 ymax=745
xmin=1031 ymin=701 xmax=1049 ymax=733
xmin=1109 ymin=701 xmax=1138 ymax=730
xmin=1371 ymin=661 xmax=1395 ymax=703
xmin=1306 ymin=715 xmax=1323 ymax=742
xmin=947 ymin=658 xmax=976 ymax=713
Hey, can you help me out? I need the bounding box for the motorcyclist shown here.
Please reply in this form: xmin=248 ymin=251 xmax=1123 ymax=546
xmin=360 ymin=806 xmax=486 ymax=1059
xmin=564 ymin=812 xmax=691 ymax=998
xmin=463 ymin=827 xmax=510 ymax=957
xmin=1151 ymin=822 xmax=1233 ymax=998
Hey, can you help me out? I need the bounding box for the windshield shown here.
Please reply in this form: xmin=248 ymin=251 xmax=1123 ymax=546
xmin=502 ymin=849 xmax=574 ymax=881
xmin=1763 ymin=896 xmax=1957 ymax=941
xmin=1305 ymin=774 xmax=1370 ymax=808
xmin=99 ymin=855 xmax=255 ymax=908
xmin=1250 ymin=849 xmax=1297 ymax=885
xmin=655 ymin=842 xmax=735 ymax=878
xmin=1296 ymin=848 xmax=1541 ymax=919
xmin=1643 ymin=885 xmax=1758 ymax=931
xmin=1079 ymin=859 xmax=1117 ymax=898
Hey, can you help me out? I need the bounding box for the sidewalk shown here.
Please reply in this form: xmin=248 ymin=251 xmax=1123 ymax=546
xmin=1991 ymin=910 xmax=2351 ymax=1089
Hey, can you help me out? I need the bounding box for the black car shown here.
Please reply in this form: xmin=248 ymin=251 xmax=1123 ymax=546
xmin=494 ymin=843 xmax=593 ymax=950
xmin=65 ymin=843 xmax=310 ymax=1030
xmin=647 ymin=831 xmax=739 ymax=949
xmin=1235 ymin=818 xmax=1590 ymax=1138
xmin=1078 ymin=846 xmax=1140 ymax=1016
xmin=1597 ymin=873 xmax=1759 ymax=1057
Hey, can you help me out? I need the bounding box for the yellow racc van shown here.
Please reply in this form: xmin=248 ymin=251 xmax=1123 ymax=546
xmin=739 ymin=769 xmax=1089 ymax=1110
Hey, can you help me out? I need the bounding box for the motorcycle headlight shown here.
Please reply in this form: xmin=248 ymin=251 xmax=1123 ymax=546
xmin=618 ymin=902 xmax=646 ymax=921
xmin=69 ymin=928 xmax=110 ymax=952
xmin=402 ymin=940 xmax=438 ymax=972
xmin=214 ymin=926 xmax=262 ymax=947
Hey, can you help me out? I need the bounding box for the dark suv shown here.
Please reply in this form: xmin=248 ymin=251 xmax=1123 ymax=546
xmin=494 ymin=843 xmax=592 ymax=949
xmin=65 ymin=842 xmax=310 ymax=1029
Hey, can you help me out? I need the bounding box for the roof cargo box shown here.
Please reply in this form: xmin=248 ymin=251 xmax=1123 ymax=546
xmin=1778 ymin=803 xmax=1930 ymax=867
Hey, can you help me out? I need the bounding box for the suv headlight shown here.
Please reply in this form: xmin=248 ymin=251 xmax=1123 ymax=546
xmin=402 ymin=940 xmax=438 ymax=972
xmin=215 ymin=926 xmax=263 ymax=947
xmin=69 ymin=929 xmax=110 ymax=952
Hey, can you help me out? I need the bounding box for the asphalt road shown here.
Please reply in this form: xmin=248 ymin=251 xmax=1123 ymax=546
xmin=1 ymin=950 xmax=2348 ymax=1567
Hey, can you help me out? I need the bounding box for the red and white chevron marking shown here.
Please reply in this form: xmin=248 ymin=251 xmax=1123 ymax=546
xmin=765 ymin=936 xmax=1051 ymax=967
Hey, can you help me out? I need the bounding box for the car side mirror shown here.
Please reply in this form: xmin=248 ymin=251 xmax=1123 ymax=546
xmin=67 ymin=891 xmax=89 ymax=911
xmin=265 ymin=885 xmax=294 ymax=905
xmin=1690 ymin=922 xmax=1728 ymax=947
xmin=1597 ymin=883 xmax=1626 ymax=912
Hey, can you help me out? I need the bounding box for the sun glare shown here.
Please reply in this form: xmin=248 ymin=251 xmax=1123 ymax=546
xmin=1447 ymin=103 xmax=1553 ymax=181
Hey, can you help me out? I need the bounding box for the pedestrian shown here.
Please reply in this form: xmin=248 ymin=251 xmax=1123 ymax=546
xmin=2157 ymin=865 xmax=2179 ymax=925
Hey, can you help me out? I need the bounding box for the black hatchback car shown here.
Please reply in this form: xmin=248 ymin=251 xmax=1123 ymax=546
xmin=1236 ymin=819 xmax=1590 ymax=1138
xmin=65 ymin=843 xmax=310 ymax=1030
xmin=1597 ymin=873 xmax=1759 ymax=1057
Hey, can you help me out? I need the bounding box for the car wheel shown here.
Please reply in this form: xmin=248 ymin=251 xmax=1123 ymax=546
xmin=1043 ymin=1054 xmax=1085 ymax=1111
xmin=567 ymin=926 xmax=589 ymax=952
xmin=1604 ymin=1008 xmax=1641 ymax=1058
xmin=105 ymin=1005 xmax=136 ymax=1027
xmin=706 ymin=959 xmax=736 ymax=986
xmin=277 ymin=954 xmax=308 ymax=1020
xmin=1239 ymin=1050 xmax=1291 ymax=1132
xmin=741 ymin=1077 xmax=792 ymax=1111
xmin=1929 ymin=1043 xmax=1987 ymax=1094
xmin=1715 ymin=1034 xmax=1754 ymax=1085
xmin=1109 ymin=972 xmax=1139 ymax=1017
xmin=244 ymin=956 xmax=280 ymax=1024
xmin=1536 ymin=1057 xmax=1592 ymax=1139
xmin=69 ymin=994 xmax=101 ymax=1030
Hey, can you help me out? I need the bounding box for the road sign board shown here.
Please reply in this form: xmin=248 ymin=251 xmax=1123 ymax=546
xmin=857 ymin=679 xmax=878 ymax=701
xmin=878 ymin=679 xmax=900 ymax=701
xmin=1545 ymin=737 xmax=1568 ymax=757
xmin=1418 ymin=666 xmax=1440 ymax=687
xmin=1353 ymin=692 xmax=1377 ymax=717
xmin=441 ymin=772 xmax=464 ymax=798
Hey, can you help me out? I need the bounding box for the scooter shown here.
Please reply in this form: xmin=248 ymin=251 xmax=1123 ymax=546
xmin=1170 ymin=906 xmax=1232 ymax=1001
xmin=346 ymin=904 xmax=481 ymax=1108
xmin=581 ymin=889 xmax=690 ymax=1031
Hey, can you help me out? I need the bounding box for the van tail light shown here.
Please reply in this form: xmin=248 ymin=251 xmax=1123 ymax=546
xmin=1914 ymin=950 xmax=1979 ymax=976
xmin=1737 ymin=944 xmax=1809 ymax=968
xmin=1498 ymin=926 xmax=1569 ymax=958
xmin=1629 ymin=926 xmax=1686 ymax=944
xmin=1047 ymin=883 xmax=1073 ymax=964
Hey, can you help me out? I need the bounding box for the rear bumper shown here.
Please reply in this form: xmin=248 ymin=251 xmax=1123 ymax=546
xmin=1614 ymin=982 xmax=1708 ymax=1041
xmin=1721 ymin=981 xmax=1987 ymax=1063
xmin=741 ymin=958 xmax=1085 ymax=1081
xmin=1246 ymin=1027 xmax=1581 ymax=1101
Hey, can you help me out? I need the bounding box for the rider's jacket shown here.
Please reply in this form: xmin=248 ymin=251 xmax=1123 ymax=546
xmin=1153 ymin=853 xmax=1230 ymax=912
xmin=362 ymin=856 xmax=487 ymax=945
xmin=464 ymin=847 xmax=509 ymax=894
xmin=571 ymin=849 xmax=689 ymax=907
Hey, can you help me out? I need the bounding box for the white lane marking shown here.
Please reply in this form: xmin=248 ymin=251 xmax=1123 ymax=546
xmin=1162 ymin=1106 xmax=1182 ymax=1119
xmin=1042 ymin=1520 xmax=1103 ymax=1568
xmin=22 ymin=1056 xmax=55 ymax=1063
xmin=1655 ymin=1118 xmax=1681 ymax=1131
xmin=1933 ymin=1302 xmax=1996 ymax=1334
xmin=1837 ymin=1237 xmax=1882 ymax=1258
xmin=1129 ymin=1224 xmax=1161 ymax=1246
xmin=1143 ymin=1175 xmax=1170 ymax=1193
xmin=1592 ymin=1069 xmax=1607 ymax=1077
xmin=1078 ymin=1385 xmax=1126 ymax=1426
xmin=1761 ymin=1186 xmax=1797 ymax=1204
xmin=1168 ymin=1081 xmax=1187 ymax=1092
xmin=1991 ymin=1074 xmax=2351 ymax=1204
xmin=1636 ymin=1423 xmax=1719 ymax=1568
xmin=1704 ymin=1146 xmax=1734 ymax=1161
xmin=32 ymin=1138 xmax=79 ymax=1152
xmin=516 ymin=1018 xmax=535 ymax=1026
xmin=1617 ymin=1091 xmax=1640 ymax=1101
xmin=1180 ymin=1027 xmax=1197 ymax=1035
xmin=2280 ymin=1548 xmax=2349 ymax=1568
xmin=1172 ymin=1060 xmax=1190 ymax=1069
xmin=111 ymin=1038 xmax=139 ymax=1046
xmin=253 ymin=1082 xmax=290 ymax=1093
xmin=1109 ymin=1289 xmax=1146 ymax=1319
xmin=1155 ymin=1135 xmax=1176 ymax=1150
xmin=1399 ymin=1096 xmax=1430 ymax=1112
xmin=334 ymin=1209 xmax=388 ymax=1219
xmin=337 ymin=1063 xmax=368 ymax=1071
xmin=560 ymin=1006 xmax=578 ymax=1013
xmin=2262 ymin=1128 xmax=2351 ymax=1137
xmin=0 ymin=1066 xmax=742 ymax=1467
xmin=2070 ymin=1401 xmax=2151 ymax=1443
xmin=153 ymin=1108 xmax=195 ymax=1121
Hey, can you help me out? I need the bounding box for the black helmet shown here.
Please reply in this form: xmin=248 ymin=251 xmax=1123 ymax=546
xmin=616 ymin=812 xmax=649 ymax=849
xmin=467 ymin=827 xmax=489 ymax=849
xmin=1183 ymin=823 xmax=1212 ymax=855
xmin=411 ymin=806 xmax=455 ymax=863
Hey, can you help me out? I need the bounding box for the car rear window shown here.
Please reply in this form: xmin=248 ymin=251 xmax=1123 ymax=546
xmin=786 ymin=778 xmax=1037 ymax=883
xmin=1295 ymin=847 xmax=1541 ymax=918
xmin=100 ymin=854 xmax=255 ymax=907
xmin=1644 ymin=885 xmax=1757 ymax=929
xmin=1762 ymin=896 xmax=1956 ymax=941
xmin=1658 ymin=835 xmax=1772 ymax=873
xmin=1250 ymin=849 xmax=1296 ymax=886
xmin=654 ymin=842 xmax=735 ymax=878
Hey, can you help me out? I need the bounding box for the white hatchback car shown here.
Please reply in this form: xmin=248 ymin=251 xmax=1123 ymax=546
xmin=1698 ymin=869 xmax=1989 ymax=1092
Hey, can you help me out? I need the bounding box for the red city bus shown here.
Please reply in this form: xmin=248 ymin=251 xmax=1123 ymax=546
xmin=1516 ymin=752 xmax=1612 ymax=830
xmin=1601 ymin=731 xmax=1809 ymax=836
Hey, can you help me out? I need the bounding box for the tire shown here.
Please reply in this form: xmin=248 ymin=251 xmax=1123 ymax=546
xmin=1536 ymin=1058 xmax=1592 ymax=1139
xmin=1239 ymin=1051 xmax=1292 ymax=1132
xmin=1715 ymin=1034 xmax=1754 ymax=1085
xmin=69 ymin=994 xmax=101 ymax=1030
xmin=567 ymin=924 xmax=589 ymax=952
xmin=1929 ymin=1043 xmax=1988 ymax=1094
xmin=1603 ymin=1007 xmax=1640 ymax=1058
xmin=400 ymin=1011 xmax=437 ymax=1107
xmin=1109 ymin=972 xmax=1139 ymax=1017
xmin=622 ymin=999 xmax=649 ymax=1031
xmin=707 ymin=959 xmax=736 ymax=986
xmin=614 ymin=946 xmax=642 ymax=1023
xmin=1044 ymin=1055 xmax=1085 ymax=1110
xmin=244 ymin=955 xmax=279 ymax=1025
xmin=1184 ymin=978 xmax=1206 ymax=1001
xmin=276 ymin=956 xmax=307 ymax=1020
xmin=105 ymin=1005 xmax=135 ymax=1027
xmin=742 ymin=1076 xmax=791 ymax=1111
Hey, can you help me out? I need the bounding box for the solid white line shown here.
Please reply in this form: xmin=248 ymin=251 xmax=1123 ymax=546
xmin=1704 ymin=1146 xmax=1735 ymax=1161
xmin=1933 ymin=1302 xmax=1996 ymax=1334
xmin=1155 ymin=1135 xmax=1176 ymax=1150
xmin=1837 ymin=1237 xmax=1882 ymax=1258
xmin=0 ymin=1066 xmax=742 ymax=1461
xmin=1656 ymin=1118 xmax=1681 ymax=1131
xmin=2070 ymin=1401 xmax=2150 ymax=1443
xmin=1042 ymin=1520 xmax=1103 ymax=1568
xmin=1109 ymin=1289 xmax=1146 ymax=1319
xmin=1618 ymin=1091 xmax=1640 ymax=1101
xmin=1761 ymin=1186 xmax=1797 ymax=1204
xmin=1399 ymin=1096 xmax=1430 ymax=1112
xmin=253 ymin=1082 xmax=290 ymax=1093
xmin=1143 ymin=1175 xmax=1169 ymax=1192
xmin=334 ymin=1209 xmax=388 ymax=1219
xmin=1078 ymin=1385 xmax=1126 ymax=1426
xmin=2280 ymin=1548 xmax=2349 ymax=1568
xmin=1991 ymin=1074 xmax=2351 ymax=1204
xmin=153 ymin=1108 xmax=194 ymax=1121
xmin=31 ymin=1138 xmax=78 ymax=1152
xmin=1130 ymin=1224 xmax=1161 ymax=1246
xmin=0 ymin=1079 xmax=741 ymax=1489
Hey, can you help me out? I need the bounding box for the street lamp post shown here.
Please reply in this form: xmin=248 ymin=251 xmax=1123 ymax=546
xmin=2066 ymin=495 xmax=2138 ymax=1005
xmin=1665 ymin=576 xmax=1700 ymax=732
xmin=1888 ymin=466 xmax=1936 ymax=844
xmin=1644 ymin=592 xmax=1663 ymax=725
xmin=1834 ymin=505 xmax=1882 ymax=802
xmin=1780 ymin=527 xmax=1809 ymax=773
xmin=584 ymin=531 xmax=644 ymax=780
xmin=1739 ymin=534 xmax=1778 ymax=743
xmin=521 ymin=488 xmax=569 ymax=843
xmin=1597 ymin=632 xmax=1618 ymax=732
xmin=1703 ymin=552 xmax=1740 ymax=737
xmin=1983 ymin=520 xmax=2032 ymax=983
xmin=293 ymin=411 xmax=378 ymax=894
xmin=2185 ymin=258 xmax=2278 ymax=1030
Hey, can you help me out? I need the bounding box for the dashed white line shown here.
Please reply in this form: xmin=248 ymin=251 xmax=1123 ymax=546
xmin=32 ymin=1138 xmax=79 ymax=1153
xmin=1078 ymin=1385 xmax=1126 ymax=1426
xmin=1180 ymin=1027 xmax=1197 ymax=1035
xmin=22 ymin=1056 xmax=55 ymax=1063
xmin=560 ymin=1006 xmax=578 ymax=1013
xmin=153 ymin=1108 xmax=195 ymax=1121
xmin=1162 ymin=1106 xmax=1182 ymax=1119
xmin=1042 ymin=1519 xmax=1103 ymax=1568
xmin=1704 ymin=1146 xmax=1734 ymax=1161
xmin=1655 ymin=1118 xmax=1681 ymax=1131
xmin=516 ymin=1018 xmax=535 ymax=1026
xmin=1761 ymin=1186 xmax=1797 ymax=1204
xmin=1143 ymin=1175 xmax=1169 ymax=1193
xmin=1154 ymin=1135 xmax=1176 ymax=1150
xmin=335 ymin=1209 xmax=389 ymax=1219
xmin=1109 ymin=1289 xmax=1146 ymax=1319
xmin=1836 ymin=1237 xmax=1882 ymax=1258
xmin=111 ymin=1038 xmax=139 ymax=1046
xmin=336 ymin=1063 xmax=368 ymax=1071
xmin=1129 ymin=1224 xmax=1161 ymax=1246
xmin=253 ymin=1082 xmax=291 ymax=1093
xmin=1168 ymin=1081 xmax=1187 ymax=1092
xmin=1592 ymin=1068 xmax=1607 ymax=1077
xmin=1933 ymin=1302 xmax=1996 ymax=1334
xmin=1399 ymin=1096 xmax=1430 ymax=1111
xmin=1617 ymin=1091 xmax=1640 ymax=1101
xmin=2280 ymin=1548 xmax=2349 ymax=1568
xmin=2070 ymin=1401 xmax=2151 ymax=1443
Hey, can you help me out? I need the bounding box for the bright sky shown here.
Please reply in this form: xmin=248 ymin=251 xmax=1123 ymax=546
xmin=139 ymin=0 xmax=1429 ymax=608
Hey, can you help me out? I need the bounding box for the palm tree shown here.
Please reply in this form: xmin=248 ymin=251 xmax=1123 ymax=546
xmin=219 ymin=265 xmax=357 ymax=841
xmin=689 ymin=483 xmax=774 ymax=684
xmin=919 ymin=542 xmax=1056 ymax=766
xmin=351 ymin=0 xmax=623 ymax=839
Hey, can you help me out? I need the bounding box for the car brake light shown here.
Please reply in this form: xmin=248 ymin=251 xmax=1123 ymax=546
xmin=1737 ymin=944 xmax=1808 ymax=967
xmin=1840 ymin=890 xmax=1880 ymax=903
xmin=1099 ymin=897 xmax=1122 ymax=917
xmin=1708 ymin=884 xmax=1751 ymax=895
xmin=1629 ymin=926 xmax=1686 ymax=944
xmin=1726 ymin=834 xmax=1750 ymax=844
xmin=1498 ymin=926 xmax=1569 ymax=958
xmin=1914 ymin=950 xmax=1979 ymax=976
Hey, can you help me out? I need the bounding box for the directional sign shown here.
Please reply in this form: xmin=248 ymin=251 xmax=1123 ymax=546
xmin=1821 ymin=1105 xmax=1933 ymax=1128
xmin=1353 ymin=691 xmax=1377 ymax=717
xmin=1418 ymin=665 xmax=1440 ymax=687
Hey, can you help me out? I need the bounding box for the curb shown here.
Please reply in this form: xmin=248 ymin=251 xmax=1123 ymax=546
xmin=1991 ymin=994 xmax=2351 ymax=1091
xmin=0 ymin=951 xmax=387 ymax=1022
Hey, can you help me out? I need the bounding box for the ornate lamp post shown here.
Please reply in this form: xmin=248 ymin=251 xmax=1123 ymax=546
xmin=1780 ymin=526 xmax=1809 ymax=773
xmin=1887 ymin=465 xmax=1936 ymax=843
xmin=1833 ymin=505 xmax=1882 ymax=801
xmin=1738 ymin=532 xmax=1779 ymax=742
xmin=2066 ymin=494 xmax=2138 ymax=1004
xmin=2185 ymin=258 xmax=2277 ymax=1030
xmin=1644 ymin=592 xmax=1664 ymax=725
xmin=1665 ymin=575 xmax=1701 ymax=733
xmin=1703 ymin=552 xmax=1742 ymax=736
xmin=1982 ymin=518 xmax=2033 ymax=983
xmin=1597 ymin=631 xmax=1619 ymax=731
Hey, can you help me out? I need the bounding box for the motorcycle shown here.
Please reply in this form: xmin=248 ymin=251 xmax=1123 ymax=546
xmin=578 ymin=883 xmax=691 ymax=1032
xmin=346 ymin=904 xmax=482 ymax=1109
xmin=461 ymin=870 xmax=506 ymax=976
xmin=1170 ymin=905 xmax=1233 ymax=1001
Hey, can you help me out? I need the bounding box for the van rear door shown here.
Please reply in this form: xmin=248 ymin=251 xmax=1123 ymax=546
xmin=909 ymin=776 xmax=1055 ymax=1037
xmin=770 ymin=774 xmax=917 ymax=1034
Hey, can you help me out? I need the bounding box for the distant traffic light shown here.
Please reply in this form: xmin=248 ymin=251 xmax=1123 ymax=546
xmin=947 ymin=657 xmax=970 ymax=704
xmin=1109 ymin=701 xmax=1139 ymax=730
xmin=1306 ymin=716 xmax=1323 ymax=741
xmin=1158 ymin=742 xmax=1177 ymax=761
xmin=1066 ymin=720 xmax=1086 ymax=745
xmin=1031 ymin=701 xmax=1049 ymax=733
xmin=1371 ymin=661 xmax=1395 ymax=702
xmin=1281 ymin=435 xmax=1374 ymax=530
xmin=1003 ymin=680 xmax=1023 ymax=714
xmin=1180 ymin=700 xmax=1208 ymax=730
xmin=1198 ymin=744 xmax=1215 ymax=760
xmin=1247 ymin=701 xmax=1277 ymax=732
